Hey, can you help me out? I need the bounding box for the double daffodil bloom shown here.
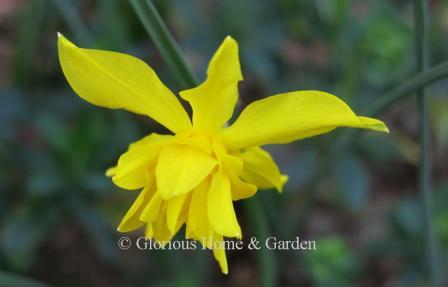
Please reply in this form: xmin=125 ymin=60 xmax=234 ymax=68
xmin=58 ymin=33 xmax=388 ymax=274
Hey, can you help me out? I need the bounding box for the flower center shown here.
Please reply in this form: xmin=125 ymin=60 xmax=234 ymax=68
xmin=173 ymin=129 xmax=228 ymax=157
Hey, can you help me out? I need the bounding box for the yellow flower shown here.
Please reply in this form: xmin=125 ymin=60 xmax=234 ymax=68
xmin=57 ymin=33 xmax=388 ymax=274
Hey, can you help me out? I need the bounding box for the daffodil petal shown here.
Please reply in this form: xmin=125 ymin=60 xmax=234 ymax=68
xmin=145 ymin=223 xmax=153 ymax=238
xmin=140 ymin=192 xmax=162 ymax=222
xmin=221 ymin=91 xmax=389 ymax=149
xmin=208 ymin=170 xmax=241 ymax=238
xmin=180 ymin=36 xmax=242 ymax=131
xmin=239 ymin=147 xmax=288 ymax=192
xmin=117 ymin=184 xmax=153 ymax=232
xmin=152 ymin=204 xmax=174 ymax=242
xmin=156 ymin=144 xmax=217 ymax=199
xmin=175 ymin=194 xmax=191 ymax=232
xmin=186 ymin=178 xmax=213 ymax=243
xmin=105 ymin=167 xmax=116 ymax=177
xmin=112 ymin=134 xmax=172 ymax=190
xmin=211 ymin=139 xmax=257 ymax=201
xmin=230 ymin=176 xmax=258 ymax=201
xmin=173 ymin=131 xmax=213 ymax=154
xmin=222 ymin=154 xmax=257 ymax=200
xmin=212 ymin=235 xmax=229 ymax=274
xmin=358 ymin=116 xmax=390 ymax=133
xmin=57 ymin=34 xmax=191 ymax=133
xmin=166 ymin=193 xmax=188 ymax=234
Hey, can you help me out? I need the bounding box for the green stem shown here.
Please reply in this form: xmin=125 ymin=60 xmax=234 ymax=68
xmin=334 ymin=60 xmax=448 ymax=155
xmin=129 ymin=0 xmax=198 ymax=88
xmin=414 ymin=0 xmax=441 ymax=286
xmin=244 ymin=198 xmax=277 ymax=287
xmin=337 ymin=60 xmax=448 ymax=155
xmin=365 ymin=61 xmax=448 ymax=117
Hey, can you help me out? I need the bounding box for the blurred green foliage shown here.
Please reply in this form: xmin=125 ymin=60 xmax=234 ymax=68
xmin=303 ymin=236 xmax=360 ymax=287
xmin=0 ymin=0 xmax=448 ymax=286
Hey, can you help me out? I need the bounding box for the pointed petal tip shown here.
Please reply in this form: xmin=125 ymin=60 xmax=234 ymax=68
xmin=276 ymin=175 xmax=289 ymax=193
xmin=370 ymin=122 xmax=389 ymax=134
xmin=57 ymin=33 xmax=77 ymax=49
xmin=357 ymin=116 xmax=389 ymax=134
xmin=105 ymin=166 xmax=117 ymax=177
xmin=167 ymin=222 xmax=177 ymax=236
xmin=223 ymin=35 xmax=238 ymax=46
xmin=220 ymin=259 xmax=229 ymax=274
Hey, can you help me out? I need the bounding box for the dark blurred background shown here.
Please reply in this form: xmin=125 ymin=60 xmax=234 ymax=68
xmin=1 ymin=0 xmax=448 ymax=286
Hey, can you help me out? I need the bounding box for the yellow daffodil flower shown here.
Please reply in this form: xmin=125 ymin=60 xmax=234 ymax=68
xmin=57 ymin=33 xmax=388 ymax=274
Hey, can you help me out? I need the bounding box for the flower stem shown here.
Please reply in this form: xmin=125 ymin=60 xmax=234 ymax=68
xmin=244 ymin=198 xmax=277 ymax=287
xmin=129 ymin=0 xmax=198 ymax=88
xmin=365 ymin=61 xmax=448 ymax=116
xmin=414 ymin=0 xmax=441 ymax=286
